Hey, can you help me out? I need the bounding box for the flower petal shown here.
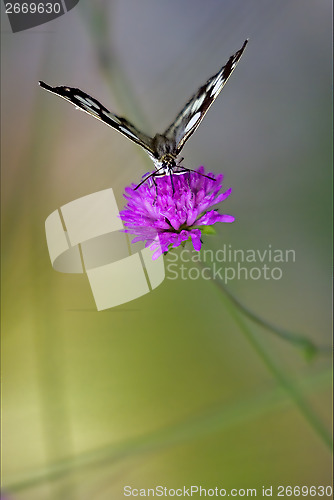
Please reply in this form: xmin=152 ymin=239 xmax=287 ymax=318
xmin=190 ymin=229 xmax=202 ymax=251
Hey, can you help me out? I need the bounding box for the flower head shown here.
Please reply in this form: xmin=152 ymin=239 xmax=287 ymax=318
xmin=120 ymin=167 xmax=234 ymax=259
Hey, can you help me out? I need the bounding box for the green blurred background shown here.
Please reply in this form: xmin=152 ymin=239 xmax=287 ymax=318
xmin=1 ymin=1 xmax=332 ymax=499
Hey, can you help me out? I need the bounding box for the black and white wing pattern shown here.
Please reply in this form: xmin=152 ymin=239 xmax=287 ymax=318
xmin=164 ymin=39 xmax=248 ymax=156
xmin=39 ymin=40 xmax=248 ymax=177
xmin=38 ymin=81 xmax=155 ymax=156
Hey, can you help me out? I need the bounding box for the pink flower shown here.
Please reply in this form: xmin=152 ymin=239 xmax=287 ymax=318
xmin=120 ymin=167 xmax=234 ymax=259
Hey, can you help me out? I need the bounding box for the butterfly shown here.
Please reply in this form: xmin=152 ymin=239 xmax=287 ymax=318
xmin=39 ymin=39 xmax=248 ymax=192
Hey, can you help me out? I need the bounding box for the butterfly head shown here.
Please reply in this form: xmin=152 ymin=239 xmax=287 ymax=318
xmin=160 ymin=154 xmax=177 ymax=174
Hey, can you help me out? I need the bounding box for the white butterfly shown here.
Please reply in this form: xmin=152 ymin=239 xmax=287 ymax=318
xmin=39 ymin=40 xmax=248 ymax=190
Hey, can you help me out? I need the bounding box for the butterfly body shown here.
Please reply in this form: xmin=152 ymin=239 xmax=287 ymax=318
xmin=39 ymin=40 xmax=248 ymax=188
xmin=155 ymin=153 xmax=177 ymax=171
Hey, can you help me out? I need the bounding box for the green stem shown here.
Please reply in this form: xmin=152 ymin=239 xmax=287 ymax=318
xmin=197 ymin=260 xmax=329 ymax=359
xmin=200 ymin=261 xmax=332 ymax=449
xmin=223 ymin=295 xmax=332 ymax=449
xmin=80 ymin=2 xmax=153 ymax=170
xmin=98 ymin=52 xmax=151 ymax=135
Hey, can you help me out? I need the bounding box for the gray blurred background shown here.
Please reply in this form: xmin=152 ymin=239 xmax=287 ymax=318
xmin=1 ymin=1 xmax=332 ymax=499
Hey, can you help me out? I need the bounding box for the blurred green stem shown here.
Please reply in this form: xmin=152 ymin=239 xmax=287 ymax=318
xmin=215 ymin=285 xmax=332 ymax=450
xmin=80 ymin=2 xmax=153 ymax=171
xmin=197 ymin=261 xmax=330 ymax=358
xmin=82 ymin=2 xmax=332 ymax=451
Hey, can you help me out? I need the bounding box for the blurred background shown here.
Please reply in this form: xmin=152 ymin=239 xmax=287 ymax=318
xmin=1 ymin=1 xmax=332 ymax=499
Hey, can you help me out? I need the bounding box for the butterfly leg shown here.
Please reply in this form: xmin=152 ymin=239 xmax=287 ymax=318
xmin=183 ymin=171 xmax=195 ymax=200
xmin=134 ymin=165 xmax=166 ymax=191
xmin=169 ymin=172 xmax=175 ymax=196
xmin=152 ymin=176 xmax=159 ymax=205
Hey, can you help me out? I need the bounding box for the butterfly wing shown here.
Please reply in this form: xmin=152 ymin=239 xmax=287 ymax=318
xmin=39 ymin=81 xmax=155 ymax=156
xmin=163 ymin=39 xmax=248 ymax=156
